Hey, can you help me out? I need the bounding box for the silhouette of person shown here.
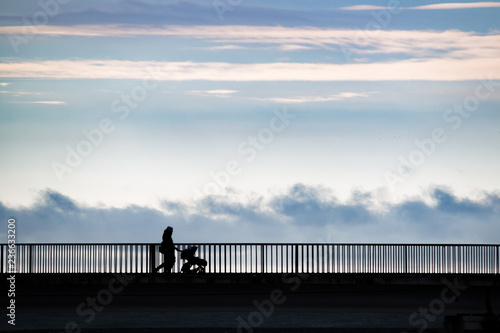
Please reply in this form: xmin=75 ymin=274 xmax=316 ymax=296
xmin=154 ymin=226 xmax=180 ymax=273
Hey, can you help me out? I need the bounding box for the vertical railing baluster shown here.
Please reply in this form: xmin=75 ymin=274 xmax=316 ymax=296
xmin=317 ymin=245 xmax=320 ymax=274
xmin=119 ymin=244 xmax=126 ymax=273
xmin=223 ymin=244 xmax=226 ymax=274
xmin=301 ymin=244 xmax=304 ymax=273
xmin=56 ymin=245 xmax=59 ymax=274
xmin=35 ymin=245 xmax=39 ymax=274
xmin=63 ymin=245 xmax=65 ymax=274
xmin=68 ymin=244 xmax=69 ymax=273
xmin=60 ymin=245 xmax=63 ymax=273
xmin=134 ymin=245 xmax=137 ymax=274
xmin=248 ymin=245 xmax=251 ymax=273
xmin=227 ymin=244 xmax=230 ymax=273
xmin=69 ymin=244 xmax=72 ymax=273
xmin=326 ymin=245 xmax=329 ymax=274
xmin=335 ymin=244 xmax=338 ymax=273
xmin=45 ymin=245 xmax=50 ymax=273
xmin=497 ymin=245 xmax=499 ymax=275
xmin=217 ymin=245 xmax=221 ymax=274
xmin=294 ymin=244 xmax=298 ymax=274
xmin=149 ymin=244 xmax=155 ymax=273
xmin=28 ymin=244 xmax=32 ymax=274
xmin=208 ymin=244 xmax=212 ymax=273
xmin=260 ymin=244 xmax=264 ymax=273
xmin=305 ymin=245 xmax=308 ymax=273
xmin=404 ymin=245 xmax=408 ymax=274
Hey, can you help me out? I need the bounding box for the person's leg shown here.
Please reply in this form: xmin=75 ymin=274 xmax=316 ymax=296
xmin=165 ymin=258 xmax=175 ymax=273
xmin=154 ymin=262 xmax=166 ymax=272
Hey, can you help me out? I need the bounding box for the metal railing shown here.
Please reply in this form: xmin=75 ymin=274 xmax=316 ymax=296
xmin=1 ymin=243 xmax=499 ymax=274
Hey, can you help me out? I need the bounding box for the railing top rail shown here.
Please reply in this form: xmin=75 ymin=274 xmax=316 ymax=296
xmin=5 ymin=243 xmax=500 ymax=246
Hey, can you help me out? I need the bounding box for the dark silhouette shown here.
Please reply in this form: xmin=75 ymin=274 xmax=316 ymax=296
xmin=180 ymin=246 xmax=207 ymax=273
xmin=154 ymin=226 xmax=179 ymax=273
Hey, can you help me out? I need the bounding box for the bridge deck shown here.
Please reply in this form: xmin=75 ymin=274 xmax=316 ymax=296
xmin=4 ymin=243 xmax=500 ymax=331
xmin=4 ymin=273 xmax=500 ymax=332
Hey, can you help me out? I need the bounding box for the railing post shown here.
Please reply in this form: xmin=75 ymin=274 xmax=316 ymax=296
xmin=261 ymin=244 xmax=265 ymax=273
xmin=29 ymin=244 xmax=33 ymax=274
xmin=497 ymin=245 xmax=499 ymax=275
xmin=404 ymin=245 xmax=408 ymax=274
xmin=294 ymin=244 xmax=299 ymax=274
xmin=149 ymin=244 xmax=156 ymax=273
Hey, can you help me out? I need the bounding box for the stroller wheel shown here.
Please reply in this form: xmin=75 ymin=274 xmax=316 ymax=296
xmin=181 ymin=262 xmax=191 ymax=273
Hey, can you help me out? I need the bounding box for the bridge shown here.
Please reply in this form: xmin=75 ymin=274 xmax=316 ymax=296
xmin=3 ymin=243 xmax=500 ymax=332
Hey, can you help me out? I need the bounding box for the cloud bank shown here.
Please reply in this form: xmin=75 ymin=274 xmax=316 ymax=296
xmin=1 ymin=58 xmax=499 ymax=81
xmin=2 ymin=25 xmax=499 ymax=81
xmin=1 ymin=186 xmax=499 ymax=244
xmin=2 ymin=25 xmax=499 ymax=57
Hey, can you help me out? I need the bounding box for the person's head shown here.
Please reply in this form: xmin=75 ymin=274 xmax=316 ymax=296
xmin=165 ymin=226 xmax=173 ymax=235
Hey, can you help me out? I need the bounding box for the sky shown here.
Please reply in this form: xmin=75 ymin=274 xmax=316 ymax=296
xmin=0 ymin=0 xmax=499 ymax=244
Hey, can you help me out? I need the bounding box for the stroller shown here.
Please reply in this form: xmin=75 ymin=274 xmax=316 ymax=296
xmin=180 ymin=246 xmax=207 ymax=273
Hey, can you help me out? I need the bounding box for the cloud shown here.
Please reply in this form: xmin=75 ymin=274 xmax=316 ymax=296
xmin=1 ymin=186 xmax=499 ymax=244
xmin=269 ymin=184 xmax=376 ymax=226
xmin=10 ymin=101 xmax=66 ymax=105
xmin=341 ymin=2 xmax=500 ymax=10
xmin=432 ymin=188 xmax=496 ymax=216
xmin=0 ymin=82 xmax=10 ymax=86
xmin=279 ymin=44 xmax=316 ymax=51
xmin=1 ymin=58 xmax=499 ymax=81
xmin=1 ymin=25 xmax=499 ymax=59
xmin=188 ymin=89 xmax=238 ymax=97
xmin=43 ymin=189 xmax=79 ymax=213
xmin=1 ymin=26 xmax=499 ymax=83
xmin=0 ymin=90 xmax=43 ymax=96
xmin=253 ymin=92 xmax=375 ymax=104
xmin=412 ymin=2 xmax=500 ymax=10
xmin=206 ymin=45 xmax=247 ymax=51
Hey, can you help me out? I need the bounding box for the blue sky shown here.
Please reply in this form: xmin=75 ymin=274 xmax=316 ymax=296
xmin=0 ymin=1 xmax=499 ymax=243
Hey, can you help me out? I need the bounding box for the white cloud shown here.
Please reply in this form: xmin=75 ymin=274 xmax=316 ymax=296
xmin=253 ymin=92 xmax=375 ymax=104
xmin=0 ymin=90 xmax=42 ymax=95
xmin=341 ymin=2 xmax=500 ymax=10
xmin=412 ymin=2 xmax=500 ymax=10
xmin=188 ymin=89 xmax=238 ymax=97
xmin=0 ymin=82 xmax=10 ymax=86
xmin=1 ymin=25 xmax=499 ymax=59
xmin=279 ymin=44 xmax=315 ymax=51
xmin=11 ymin=101 xmax=66 ymax=105
xmin=1 ymin=58 xmax=499 ymax=81
xmin=206 ymin=45 xmax=247 ymax=51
